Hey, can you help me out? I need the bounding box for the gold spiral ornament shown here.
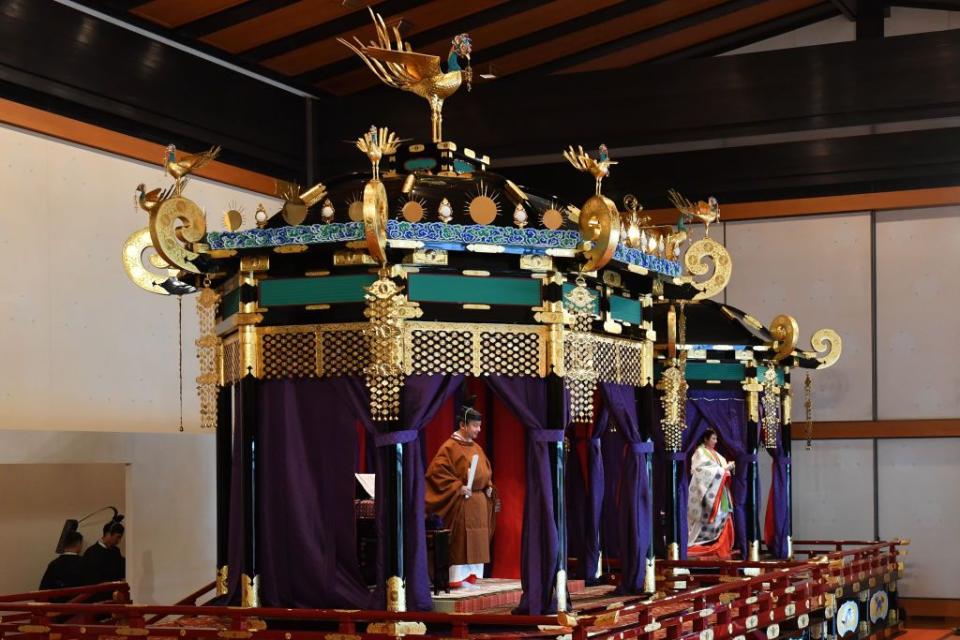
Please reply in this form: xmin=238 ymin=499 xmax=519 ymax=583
xmin=150 ymin=195 xmax=206 ymax=273
xmin=811 ymin=328 xmax=842 ymax=369
xmin=683 ymin=237 xmax=732 ymax=300
xmin=121 ymin=228 xmax=171 ymax=295
xmin=770 ymin=314 xmax=799 ymax=362
xmin=363 ymin=179 xmax=389 ymax=263
xmin=578 ymin=194 xmax=620 ymax=272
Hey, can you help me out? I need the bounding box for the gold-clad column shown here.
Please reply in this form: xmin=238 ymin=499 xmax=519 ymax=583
xmin=237 ymin=255 xmax=267 ymax=608
xmin=743 ymin=363 xmax=763 ymax=562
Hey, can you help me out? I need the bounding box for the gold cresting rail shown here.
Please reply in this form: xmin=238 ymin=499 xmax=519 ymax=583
xmin=0 ymin=542 xmax=905 ymax=640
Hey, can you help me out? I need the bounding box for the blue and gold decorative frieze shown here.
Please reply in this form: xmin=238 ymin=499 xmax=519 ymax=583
xmin=207 ymin=220 xmax=681 ymax=276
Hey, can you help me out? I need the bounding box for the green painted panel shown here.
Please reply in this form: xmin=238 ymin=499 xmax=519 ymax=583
xmin=404 ymin=158 xmax=437 ymax=171
xmin=220 ymin=287 xmax=241 ymax=319
xmin=453 ymin=159 xmax=476 ymax=174
xmin=409 ymin=274 xmax=540 ymax=305
xmin=260 ymin=275 xmax=376 ymax=306
xmin=757 ymin=365 xmax=785 ymax=385
xmin=655 ymin=362 xmax=746 ymax=381
xmin=561 ymin=283 xmax=600 ymax=314
xmin=610 ymin=295 xmax=641 ymax=324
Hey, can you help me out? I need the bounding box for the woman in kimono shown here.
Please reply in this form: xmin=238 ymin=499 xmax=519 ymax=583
xmin=687 ymin=429 xmax=735 ymax=558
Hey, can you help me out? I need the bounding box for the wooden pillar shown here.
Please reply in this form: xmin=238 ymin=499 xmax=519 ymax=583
xmin=382 ymin=406 xmax=406 ymax=612
xmin=637 ymin=381 xmax=657 ymax=592
xmin=744 ymin=364 xmax=762 ymax=562
xmin=237 ymin=255 xmax=265 ymax=607
xmin=214 ymin=384 xmax=232 ymax=596
xmin=542 ymin=271 xmax=568 ymax=611
xmin=782 ymin=369 xmax=793 ymax=559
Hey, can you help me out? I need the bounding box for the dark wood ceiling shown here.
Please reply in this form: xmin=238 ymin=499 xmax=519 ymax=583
xmin=97 ymin=0 xmax=841 ymax=96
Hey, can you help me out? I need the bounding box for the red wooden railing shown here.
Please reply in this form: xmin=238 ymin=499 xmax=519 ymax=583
xmin=0 ymin=541 xmax=905 ymax=640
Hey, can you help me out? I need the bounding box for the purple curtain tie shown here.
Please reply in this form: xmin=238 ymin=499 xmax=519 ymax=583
xmin=531 ymin=429 xmax=566 ymax=442
xmin=669 ymin=451 xmax=686 ymax=461
xmin=373 ymin=430 xmax=420 ymax=447
xmin=630 ymin=442 xmax=654 ymax=454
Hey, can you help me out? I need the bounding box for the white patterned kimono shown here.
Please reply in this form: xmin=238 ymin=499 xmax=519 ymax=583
xmin=687 ymin=445 xmax=732 ymax=546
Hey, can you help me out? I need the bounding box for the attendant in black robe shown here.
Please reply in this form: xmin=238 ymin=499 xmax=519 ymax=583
xmin=83 ymin=521 xmax=125 ymax=586
xmin=39 ymin=531 xmax=85 ymax=596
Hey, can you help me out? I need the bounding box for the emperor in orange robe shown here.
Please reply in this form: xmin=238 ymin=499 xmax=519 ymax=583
xmin=425 ymin=407 xmax=497 ymax=585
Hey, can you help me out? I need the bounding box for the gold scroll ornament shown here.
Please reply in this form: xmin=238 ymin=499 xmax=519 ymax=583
xmin=770 ymin=314 xmax=799 ymax=362
xmin=683 ymin=237 xmax=732 ymax=300
xmin=121 ymin=228 xmax=172 ymax=295
xmin=150 ymin=195 xmax=207 ymax=274
xmin=811 ymin=328 xmax=842 ymax=369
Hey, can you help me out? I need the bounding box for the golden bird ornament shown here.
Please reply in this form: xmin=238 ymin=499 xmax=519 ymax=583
xmin=164 ymin=144 xmax=221 ymax=194
xmin=355 ymin=125 xmax=403 ymax=180
xmin=667 ymin=189 xmax=720 ymax=237
xmin=563 ymin=144 xmax=617 ymax=195
xmin=339 ymin=9 xmax=472 ymax=143
xmin=134 ymin=182 xmax=177 ymax=215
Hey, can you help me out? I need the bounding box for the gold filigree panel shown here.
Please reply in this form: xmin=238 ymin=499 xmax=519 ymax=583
xmin=407 ymin=328 xmax=473 ymax=375
xmin=261 ymin=329 xmax=317 ymax=379
xmin=589 ymin=336 xmax=648 ymax=387
xmin=479 ymin=329 xmax=543 ymax=377
xmin=319 ymin=325 xmax=370 ymax=376
xmin=223 ymin=336 xmax=242 ymax=386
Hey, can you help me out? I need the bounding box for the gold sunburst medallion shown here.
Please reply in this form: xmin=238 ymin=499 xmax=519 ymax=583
xmin=399 ymin=196 xmax=426 ymax=222
xmin=541 ymin=207 xmax=564 ymax=230
xmin=466 ymin=182 xmax=501 ymax=225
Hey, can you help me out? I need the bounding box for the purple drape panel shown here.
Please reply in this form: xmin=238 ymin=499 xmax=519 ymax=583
xmin=766 ymin=413 xmax=790 ymax=558
xmin=343 ymin=374 xmax=463 ymax=611
xmin=601 ymin=383 xmax=651 ymax=594
xmin=256 ymin=378 xmax=370 ymax=608
xmin=653 ymin=390 xmax=747 ymax=559
xmin=600 ymin=427 xmax=624 ymax=560
xmin=485 ymin=376 xmax=559 ymax=615
xmin=226 ymin=386 xmax=243 ymax=604
xmin=565 ymin=407 xmax=607 ymax=583
xmin=584 ymin=407 xmax=608 ymax=582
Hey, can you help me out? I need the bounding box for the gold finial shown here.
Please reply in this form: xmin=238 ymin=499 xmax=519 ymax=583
xmin=355 ymin=125 xmax=401 ymax=180
xmin=563 ymin=144 xmax=617 ymax=195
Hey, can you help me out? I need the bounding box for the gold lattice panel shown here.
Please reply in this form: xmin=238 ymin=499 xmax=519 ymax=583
xmin=223 ymin=337 xmax=242 ymax=385
xmin=407 ymin=328 xmax=473 ymax=375
xmin=594 ymin=337 xmax=649 ymax=387
xmin=318 ymin=325 xmax=369 ymax=376
xmin=261 ymin=330 xmax=317 ymax=379
xmin=479 ymin=329 xmax=544 ymax=377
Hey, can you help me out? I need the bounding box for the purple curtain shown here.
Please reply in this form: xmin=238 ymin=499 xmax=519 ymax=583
xmin=343 ymin=375 xmax=464 ymax=611
xmin=599 ymin=427 xmax=624 ymax=561
xmin=485 ymin=376 xmax=562 ymax=615
xmin=765 ymin=411 xmax=790 ymax=558
xmin=653 ymin=390 xmax=749 ymax=558
xmin=565 ymin=407 xmax=607 ymax=584
xmin=255 ymin=378 xmax=371 ymax=608
xmin=601 ymin=383 xmax=652 ymax=594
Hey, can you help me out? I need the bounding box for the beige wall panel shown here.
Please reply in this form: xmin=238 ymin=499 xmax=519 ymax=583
xmin=0 ymin=430 xmax=215 ymax=605
xmin=791 ymin=440 xmax=875 ymax=541
xmin=725 ymin=214 xmax=873 ymax=421
xmin=0 ymin=463 xmax=126 ymax=595
xmin=0 ymin=124 xmax=279 ymax=432
xmin=876 ymin=207 xmax=960 ymax=419
xmin=878 ymin=438 xmax=960 ymax=598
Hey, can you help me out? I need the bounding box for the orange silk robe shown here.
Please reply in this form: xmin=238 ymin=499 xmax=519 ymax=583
xmin=425 ymin=437 xmax=496 ymax=565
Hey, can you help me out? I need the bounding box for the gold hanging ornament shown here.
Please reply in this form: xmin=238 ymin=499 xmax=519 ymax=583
xmin=761 ymin=365 xmax=781 ymax=449
xmin=804 ymin=373 xmax=814 ymax=450
xmin=657 ymin=303 xmax=688 ymax=451
xmin=195 ymin=285 xmax=222 ymax=429
xmin=564 ymin=277 xmax=599 ymax=423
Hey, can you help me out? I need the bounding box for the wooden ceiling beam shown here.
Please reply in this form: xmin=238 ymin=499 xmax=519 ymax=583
xmin=317 ymin=0 xmax=628 ymax=95
xmin=261 ymin=0 xmax=510 ymax=77
xmin=175 ymin=0 xmax=304 ymax=38
xmin=558 ymin=0 xmax=825 ymax=74
xmin=202 ymin=0 xmax=383 ymax=54
xmin=131 ymin=0 xmax=251 ymax=29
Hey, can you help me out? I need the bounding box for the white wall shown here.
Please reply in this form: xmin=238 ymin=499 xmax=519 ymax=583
xmin=0 ymin=430 xmax=215 ymax=605
xmin=726 ymin=207 xmax=960 ymax=599
xmin=0 ymin=122 xmax=279 ymax=433
xmin=0 ymin=463 xmax=127 ymax=595
xmin=0 ymin=124 xmax=256 ymax=603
